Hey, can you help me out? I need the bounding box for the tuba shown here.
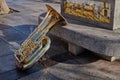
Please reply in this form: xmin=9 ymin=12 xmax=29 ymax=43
xmin=14 ymin=4 xmax=67 ymax=70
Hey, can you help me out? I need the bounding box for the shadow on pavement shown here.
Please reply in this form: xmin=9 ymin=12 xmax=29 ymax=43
xmin=0 ymin=23 xmax=100 ymax=80
xmin=41 ymin=50 xmax=100 ymax=69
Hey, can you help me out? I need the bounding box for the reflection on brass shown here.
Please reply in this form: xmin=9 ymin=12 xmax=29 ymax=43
xmin=14 ymin=4 xmax=67 ymax=70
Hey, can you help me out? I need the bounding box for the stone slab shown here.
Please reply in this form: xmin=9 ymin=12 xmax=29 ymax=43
xmin=50 ymin=19 xmax=120 ymax=57
xmin=0 ymin=63 xmax=44 ymax=80
xmin=44 ymin=58 xmax=120 ymax=80
xmin=68 ymin=42 xmax=86 ymax=55
xmin=31 ymin=47 xmax=120 ymax=80
xmin=18 ymin=70 xmax=60 ymax=80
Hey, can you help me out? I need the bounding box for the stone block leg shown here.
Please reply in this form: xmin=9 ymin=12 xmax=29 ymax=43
xmin=91 ymin=52 xmax=120 ymax=62
xmin=96 ymin=54 xmax=120 ymax=62
xmin=108 ymin=56 xmax=120 ymax=62
xmin=68 ymin=43 xmax=86 ymax=55
xmin=68 ymin=43 xmax=120 ymax=61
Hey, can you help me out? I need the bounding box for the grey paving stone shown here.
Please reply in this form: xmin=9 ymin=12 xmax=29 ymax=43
xmin=47 ymin=59 xmax=120 ymax=80
xmin=0 ymin=70 xmax=19 ymax=80
xmin=13 ymin=24 xmax=36 ymax=36
xmin=0 ymin=54 xmax=15 ymax=74
xmin=0 ymin=27 xmax=28 ymax=49
xmin=75 ymin=58 xmax=120 ymax=80
xmin=0 ymin=62 xmax=44 ymax=80
xmin=0 ymin=24 xmax=11 ymax=30
xmin=2 ymin=12 xmax=38 ymax=27
xmin=46 ymin=52 xmax=120 ymax=80
xmin=39 ymin=51 xmax=120 ymax=80
xmin=40 ymin=51 xmax=77 ymax=70
xmin=18 ymin=70 xmax=61 ymax=80
xmin=0 ymin=38 xmax=15 ymax=57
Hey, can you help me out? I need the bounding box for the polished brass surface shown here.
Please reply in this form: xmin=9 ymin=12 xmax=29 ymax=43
xmin=14 ymin=4 xmax=67 ymax=70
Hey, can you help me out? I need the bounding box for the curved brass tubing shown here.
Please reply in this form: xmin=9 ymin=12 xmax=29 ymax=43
xmin=14 ymin=4 xmax=67 ymax=70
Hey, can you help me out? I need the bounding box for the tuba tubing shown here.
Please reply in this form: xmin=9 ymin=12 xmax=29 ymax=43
xmin=23 ymin=36 xmax=51 ymax=69
xmin=14 ymin=4 xmax=67 ymax=70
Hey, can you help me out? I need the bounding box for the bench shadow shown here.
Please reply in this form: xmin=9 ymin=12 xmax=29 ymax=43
xmin=41 ymin=50 xmax=100 ymax=69
xmin=13 ymin=24 xmax=37 ymax=36
xmin=0 ymin=23 xmax=100 ymax=79
xmin=0 ymin=23 xmax=100 ymax=66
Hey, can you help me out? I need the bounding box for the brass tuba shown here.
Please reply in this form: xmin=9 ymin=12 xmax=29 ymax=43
xmin=14 ymin=4 xmax=67 ymax=70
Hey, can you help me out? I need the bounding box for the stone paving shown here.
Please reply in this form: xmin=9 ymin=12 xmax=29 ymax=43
xmin=0 ymin=0 xmax=120 ymax=80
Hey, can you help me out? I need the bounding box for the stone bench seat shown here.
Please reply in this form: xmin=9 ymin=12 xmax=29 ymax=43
xmin=50 ymin=20 xmax=120 ymax=61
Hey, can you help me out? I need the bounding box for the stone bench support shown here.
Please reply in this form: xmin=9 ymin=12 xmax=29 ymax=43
xmin=68 ymin=42 xmax=120 ymax=62
xmin=39 ymin=16 xmax=120 ymax=61
xmin=68 ymin=43 xmax=86 ymax=55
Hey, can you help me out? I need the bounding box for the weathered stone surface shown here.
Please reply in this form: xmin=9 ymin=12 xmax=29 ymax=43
xmin=46 ymin=56 xmax=120 ymax=80
xmin=18 ymin=70 xmax=60 ymax=80
xmin=0 ymin=38 xmax=15 ymax=56
xmin=113 ymin=0 xmax=120 ymax=29
xmin=0 ymin=63 xmax=44 ymax=80
xmin=0 ymin=27 xmax=27 ymax=49
xmin=68 ymin=42 xmax=86 ymax=55
xmin=50 ymin=20 xmax=120 ymax=57
xmin=0 ymin=24 xmax=11 ymax=30
xmin=0 ymin=54 xmax=15 ymax=74
xmin=13 ymin=25 xmax=36 ymax=36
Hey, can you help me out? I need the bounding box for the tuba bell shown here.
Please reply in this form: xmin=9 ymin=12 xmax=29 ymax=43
xmin=14 ymin=4 xmax=67 ymax=70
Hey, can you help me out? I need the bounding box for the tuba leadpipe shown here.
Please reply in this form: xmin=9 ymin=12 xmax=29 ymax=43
xmin=14 ymin=4 xmax=67 ymax=70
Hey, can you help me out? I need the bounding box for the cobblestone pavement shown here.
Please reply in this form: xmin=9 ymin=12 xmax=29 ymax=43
xmin=0 ymin=0 xmax=120 ymax=80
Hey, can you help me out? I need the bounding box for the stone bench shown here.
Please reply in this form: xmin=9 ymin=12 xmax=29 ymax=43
xmin=49 ymin=19 xmax=120 ymax=61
